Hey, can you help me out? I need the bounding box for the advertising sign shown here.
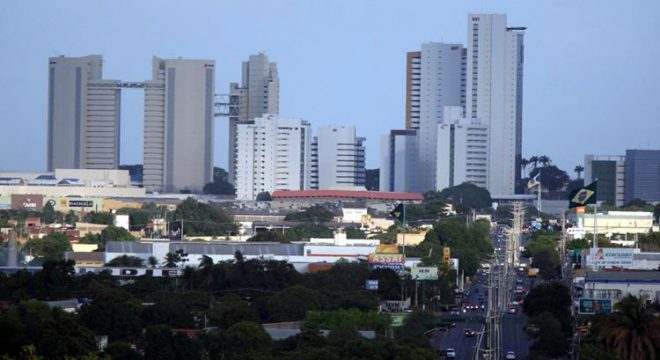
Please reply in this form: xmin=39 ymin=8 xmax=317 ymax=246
xmin=365 ymin=279 xmax=379 ymax=290
xmin=443 ymin=247 xmax=451 ymax=263
xmin=411 ymin=266 xmax=439 ymax=280
xmin=369 ymin=263 xmax=405 ymax=273
xmin=587 ymin=248 xmax=634 ymax=267
xmin=368 ymin=253 xmax=405 ymax=264
xmin=576 ymin=206 xmax=586 ymax=215
xmin=11 ymin=194 xmax=44 ymax=211
xmin=369 ymin=244 xmax=405 ymax=273
xmin=69 ymin=200 xmax=95 ymax=208
xmin=578 ymin=298 xmax=612 ymax=315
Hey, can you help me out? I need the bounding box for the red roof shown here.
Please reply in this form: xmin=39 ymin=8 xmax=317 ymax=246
xmin=272 ymin=190 xmax=423 ymax=201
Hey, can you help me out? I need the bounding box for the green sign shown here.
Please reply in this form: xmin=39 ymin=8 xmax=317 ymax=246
xmin=578 ymin=298 xmax=612 ymax=315
xmin=390 ymin=314 xmax=409 ymax=327
xmin=411 ymin=266 xmax=439 ymax=281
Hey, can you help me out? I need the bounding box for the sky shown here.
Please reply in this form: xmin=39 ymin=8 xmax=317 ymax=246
xmin=1 ymin=0 xmax=659 ymax=178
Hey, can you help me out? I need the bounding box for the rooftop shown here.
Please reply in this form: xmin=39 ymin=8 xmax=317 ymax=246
xmin=585 ymin=271 xmax=660 ymax=283
xmin=272 ymin=189 xmax=423 ymax=201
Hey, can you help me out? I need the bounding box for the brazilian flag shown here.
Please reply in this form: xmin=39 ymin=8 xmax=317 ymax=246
xmin=568 ymin=181 xmax=597 ymax=208
xmin=389 ymin=203 xmax=405 ymax=222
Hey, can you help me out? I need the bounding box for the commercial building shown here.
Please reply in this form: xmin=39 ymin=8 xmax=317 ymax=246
xmin=581 ymin=271 xmax=660 ymax=304
xmin=379 ymin=129 xmax=417 ymax=192
xmin=228 ymin=53 xmax=280 ymax=185
xmin=311 ymin=126 xmax=366 ymax=190
xmin=48 ymin=55 xmax=121 ymax=170
xmin=579 ymin=211 xmax=654 ymax=235
xmin=436 ymin=109 xmax=489 ymax=190
xmin=412 ymin=43 xmax=465 ymax=193
xmin=235 ymin=115 xmax=311 ymax=200
xmin=271 ymin=189 xmax=423 ymax=205
xmin=584 ymin=155 xmax=625 ymax=206
xmin=467 ymin=14 xmax=525 ymax=196
xmin=143 ymin=56 xmax=215 ymax=193
xmin=624 ymin=149 xmax=660 ymax=204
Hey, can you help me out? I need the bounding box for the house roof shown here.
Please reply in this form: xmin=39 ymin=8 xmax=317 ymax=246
xmin=272 ymin=190 xmax=423 ymax=201
xmin=585 ymin=271 xmax=660 ymax=283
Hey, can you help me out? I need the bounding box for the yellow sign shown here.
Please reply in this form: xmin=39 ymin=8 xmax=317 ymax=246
xmin=443 ymin=247 xmax=451 ymax=263
xmin=375 ymin=244 xmax=400 ymax=254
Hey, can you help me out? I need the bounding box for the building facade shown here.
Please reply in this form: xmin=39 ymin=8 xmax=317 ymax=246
xmin=143 ymin=57 xmax=215 ymax=193
xmin=584 ymin=155 xmax=625 ymax=206
xmin=235 ymin=115 xmax=311 ymax=200
xmin=228 ymin=53 xmax=280 ymax=185
xmin=624 ymin=149 xmax=660 ymax=204
xmin=466 ymin=14 xmax=525 ymax=196
xmin=48 ymin=55 xmax=121 ymax=171
xmin=311 ymin=126 xmax=366 ymax=190
xmin=414 ymin=43 xmax=465 ymax=193
xmin=379 ymin=129 xmax=417 ymax=192
xmin=436 ymin=113 xmax=489 ymax=190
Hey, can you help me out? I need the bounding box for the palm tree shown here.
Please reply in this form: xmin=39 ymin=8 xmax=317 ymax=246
xmin=520 ymin=158 xmax=530 ymax=177
xmin=599 ymin=295 xmax=660 ymax=360
xmin=198 ymin=255 xmax=214 ymax=288
xmin=529 ymin=156 xmax=540 ymax=170
xmin=148 ymin=256 xmax=158 ymax=268
xmin=538 ymin=155 xmax=552 ymax=168
xmin=574 ymin=165 xmax=584 ymax=180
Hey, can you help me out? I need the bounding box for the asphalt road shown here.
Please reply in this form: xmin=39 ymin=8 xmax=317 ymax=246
xmin=435 ymin=320 xmax=483 ymax=360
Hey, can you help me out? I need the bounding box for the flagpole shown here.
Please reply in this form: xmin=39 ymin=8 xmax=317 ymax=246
xmin=402 ymin=202 xmax=406 ymax=257
xmin=538 ymin=181 xmax=542 ymax=215
xmin=593 ymin=202 xmax=598 ymax=271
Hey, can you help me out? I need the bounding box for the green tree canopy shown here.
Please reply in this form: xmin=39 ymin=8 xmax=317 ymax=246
xmin=23 ymin=232 xmax=72 ymax=261
xmin=256 ymin=191 xmax=272 ymax=201
xmin=248 ymin=231 xmax=289 ymax=243
xmin=285 ymin=205 xmax=335 ymax=222
xmin=106 ymin=255 xmax=144 ymax=267
xmin=84 ymin=211 xmax=114 ymax=225
xmin=169 ymin=198 xmax=237 ymax=237
xmin=439 ymin=182 xmax=492 ymax=210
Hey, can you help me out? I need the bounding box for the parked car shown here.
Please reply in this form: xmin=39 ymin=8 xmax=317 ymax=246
xmin=506 ymin=351 xmax=516 ymax=359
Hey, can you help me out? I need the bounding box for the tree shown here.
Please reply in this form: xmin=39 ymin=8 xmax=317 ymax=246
xmin=64 ymin=210 xmax=78 ymax=226
xmin=345 ymin=227 xmax=366 ymax=239
xmin=223 ymin=321 xmax=272 ymax=355
xmin=169 ymin=198 xmax=237 ymax=237
xmin=101 ymin=225 xmax=135 ymax=242
xmin=163 ymin=249 xmax=188 ymax=268
xmin=23 ymin=232 xmax=72 ymax=261
xmin=285 ymin=205 xmax=334 ymax=222
xmin=523 ymin=281 xmax=572 ymax=334
xmin=574 ymin=165 xmax=585 ymax=179
xmin=520 ymin=158 xmax=530 ymax=177
xmin=203 ymin=167 xmax=236 ymax=195
xmin=538 ymin=155 xmax=552 ymax=167
xmin=531 ymin=246 xmax=560 ymax=280
xmin=529 ymin=155 xmax=539 ymax=169
xmin=79 ymin=293 xmax=144 ymax=342
xmin=529 ymin=311 xmax=569 ymax=357
xmin=365 ymin=168 xmax=379 ymax=191
xmin=256 ymin=191 xmax=272 ymax=201
xmin=529 ymin=165 xmax=570 ymax=192
xmin=148 ymin=256 xmax=159 ymax=268
xmin=208 ymin=294 xmax=258 ymax=329
xmin=599 ymin=295 xmax=660 ymax=360
xmin=654 ymin=203 xmax=660 ymax=223
xmin=41 ymin=202 xmax=57 ymax=224
xmin=265 ymin=285 xmax=324 ymax=322
xmin=248 ymin=231 xmax=288 ymax=243
xmin=84 ymin=211 xmax=114 ymax=225
xmin=106 ymin=255 xmax=144 ymax=267
xmin=284 ymin=223 xmax=333 ymax=242
xmin=438 ymin=182 xmax=492 ymax=210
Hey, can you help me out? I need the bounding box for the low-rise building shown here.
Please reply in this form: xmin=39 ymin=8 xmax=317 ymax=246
xmin=581 ymin=271 xmax=660 ymax=304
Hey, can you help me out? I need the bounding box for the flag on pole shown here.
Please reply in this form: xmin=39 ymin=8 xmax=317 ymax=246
xmin=527 ymin=172 xmax=541 ymax=189
xmin=568 ymin=181 xmax=597 ymax=208
xmin=389 ymin=203 xmax=405 ymax=223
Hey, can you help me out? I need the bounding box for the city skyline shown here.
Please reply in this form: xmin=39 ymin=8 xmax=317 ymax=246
xmin=1 ymin=1 xmax=659 ymax=177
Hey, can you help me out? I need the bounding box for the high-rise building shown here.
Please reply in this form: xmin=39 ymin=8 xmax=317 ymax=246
xmin=411 ymin=43 xmax=465 ymax=192
xmin=235 ymin=115 xmax=311 ymax=200
xmin=467 ymin=14 xmax=525 ymax=196
xmin=436 ymin=108 xmax=489 ymax=190
xmin=48 ymin=55 xmax=121 ymax=171
xmin=143 ymin=56 xmax=215 ymax=193
xmin=379 ymin=129 xmax=417 ymax=192
xmin=311 ymin=126 xmax=366 ymax=190
xmin=624 ymin=150 xmax=660 ymax=204
xmin=405 ymin=51 xmax=421 ymax=130
xmin=584 ymin=155 xmax=626 ymax=207
xmin=228 ymin=53 xmax=279 ymax=185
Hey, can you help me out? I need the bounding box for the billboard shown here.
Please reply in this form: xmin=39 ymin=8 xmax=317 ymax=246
xmin=587 ymin=248 xmax=634 ymax=267
xmin=578 ymin=298 xmax=612 ymax=314
xmin=11 ymin=194 xmax=44 ymax=211
xmin=370 ymin=263 xmax=405 ymax=273
xmin=411 ymin=266 xmax=439 ymax=280
xmin=368 ymin=253 xmax=405 ymax=264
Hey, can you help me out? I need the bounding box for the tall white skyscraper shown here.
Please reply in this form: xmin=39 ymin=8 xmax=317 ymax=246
xmin=380 ymin=129 xmax=417 ymax=192
xmin=48 ymin=55 xmax=121 ymax=171
xmin=228 ymin=53 xmax=279 ymax=185
xmin=310 ymin=126 xmax=366 ymax=190
xmin=235 ymin=115 xmax=311 ymax=200
xmin=143 ymin=56 xmax=215 ymax=193
xmin=415 ymin=43 xmax=465 ymax=192
xmin=467 ymin=14 xmax=525 ymax=196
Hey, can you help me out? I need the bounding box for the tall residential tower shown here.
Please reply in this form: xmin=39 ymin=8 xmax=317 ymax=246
xmin=228 ymin=53 xmax=279 ymax=185
xmin=47 ymin=55 xmax=121 ymax=171
xmin=143 ymin=56 xmax=215 ymax=193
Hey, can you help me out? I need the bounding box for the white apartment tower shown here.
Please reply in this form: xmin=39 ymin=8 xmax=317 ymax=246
xmin=143 ymin=56 xmax=215 ymax=193
xmin=415 ymin=43 xmax=465 ymax=192
xmin=235 ymin=115 xmax=311 ymax=200
xmin=467 ymin=14 xmax=525 ymax=196
xmin=228 ymin=53 xmax=280 ymax=185
xmin=48 ymin=55 xmax=121 ymax=170
xmin=380 ymin=129 xmax=418 ymax=192
xmin=311 ymin=126 xmax=366 ymax=190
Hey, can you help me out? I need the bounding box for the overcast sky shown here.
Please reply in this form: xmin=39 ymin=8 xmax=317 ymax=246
xmin=1 ymin=0 xmax=658 ymax=178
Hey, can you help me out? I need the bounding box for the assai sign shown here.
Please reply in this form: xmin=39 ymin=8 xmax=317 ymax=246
xmin=578 ymin=298 xmax=612 ymax=315
xmin=587 ymin=248 xmax=634 ymax=268
xmin=411 ymin=266 xmax=439 ymax=281
xmin=368 ymin=245 xmax=405 ymax=274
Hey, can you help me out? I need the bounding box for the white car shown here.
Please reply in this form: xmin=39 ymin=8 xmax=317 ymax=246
xmin=446 ymin=348 xmax=456 ymax=359
xmin=506 ymin=351 xmax=516 ymax=359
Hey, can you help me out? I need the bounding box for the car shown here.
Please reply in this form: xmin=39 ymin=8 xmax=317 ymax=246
xmin=508 ymin=307 xmax=517 ymax=314
xmin=446 ymin=348 xmax=456 ymax=359
xmin=464 ymin=329 xmax=476 ymax=337
xmin=506 ymin=351 xmax=516 ymax=359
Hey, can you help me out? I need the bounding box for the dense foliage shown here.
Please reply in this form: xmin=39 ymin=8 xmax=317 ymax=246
xmin=169 ymin=198 xmax=238 ymax=237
